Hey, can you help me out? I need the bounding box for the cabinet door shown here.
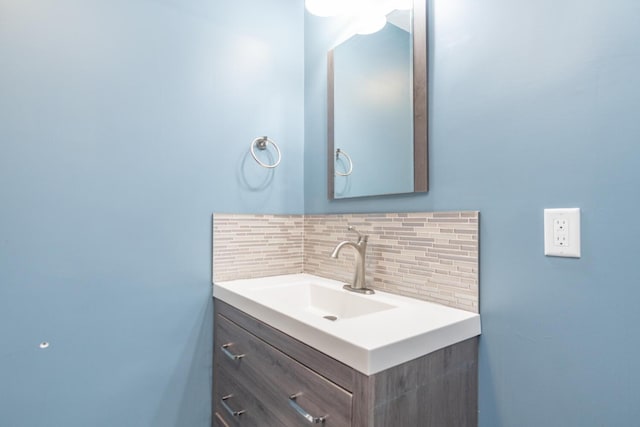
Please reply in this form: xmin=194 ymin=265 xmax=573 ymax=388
xmin=215 ymin=314 xmax=353 ymax=426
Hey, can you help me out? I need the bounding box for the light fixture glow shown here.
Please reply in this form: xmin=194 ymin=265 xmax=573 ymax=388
xmin=393 ymin=0 xmax=413 ymax=11
xmin=305 ymin=0 xmax=344 ymax=17
xmin=340 ymin=0 xmax=368 ymax=16
xmin=306 ymin=0 xmax=402 ymax=35
xmin=355 ymin=15 xmax=387 ymax=35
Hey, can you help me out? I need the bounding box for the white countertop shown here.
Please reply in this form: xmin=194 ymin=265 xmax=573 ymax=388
xmin=213 ymin=273 xmax=481 ymax=375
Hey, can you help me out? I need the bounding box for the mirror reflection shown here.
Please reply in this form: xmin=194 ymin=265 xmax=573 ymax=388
xmin=327 ymin=1 xmax=428 ymax=199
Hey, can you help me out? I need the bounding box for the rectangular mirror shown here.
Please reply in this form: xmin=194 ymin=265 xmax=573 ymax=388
xmin=328 ymin=0 xmax=427 ymax=199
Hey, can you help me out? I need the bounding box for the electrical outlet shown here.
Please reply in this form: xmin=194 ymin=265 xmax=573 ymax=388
xmin=553 ymin=218 xmax=568 ymax=247
xmin=544 ymin=208 xmax=581 ymax=258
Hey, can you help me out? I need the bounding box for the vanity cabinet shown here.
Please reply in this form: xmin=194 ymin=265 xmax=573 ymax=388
xmin=213 ymin=299 xmax=478 ymax=427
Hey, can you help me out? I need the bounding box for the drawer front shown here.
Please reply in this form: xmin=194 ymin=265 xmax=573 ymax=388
xmin=215 ymin=314 xmax=353 ymax=426
xmin=213 ymin=412 xmax=230 ymax=427
xmin=214 ymin=367 xmax=284 ymax=427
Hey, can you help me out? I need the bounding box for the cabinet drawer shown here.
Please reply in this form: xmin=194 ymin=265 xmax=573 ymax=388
xmin=213 ymin=412 xmax=230 ymax=427
xmin=215 ymin=314 xmax=353 ymax=426
xmin=214 ymin=367 xmax=284 ymax=427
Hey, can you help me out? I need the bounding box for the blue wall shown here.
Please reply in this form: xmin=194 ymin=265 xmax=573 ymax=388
xmin=306 ymin=0 xmax=640 ymax=426
xmin=0 ymin=0 xmax=303 ymax=426
xmin=3 ymin=0 xmax=640 ymax=425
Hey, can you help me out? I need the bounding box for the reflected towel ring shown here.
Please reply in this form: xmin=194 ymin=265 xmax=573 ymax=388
xmin=250 ymin=136 xmax=281 ymax=168
xmin=335 ymin=148 xmax=353 ymax=176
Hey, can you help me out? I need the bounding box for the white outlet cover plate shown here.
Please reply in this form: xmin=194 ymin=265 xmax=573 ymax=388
xmin=544 ymin=208 xmax=581 ymax=258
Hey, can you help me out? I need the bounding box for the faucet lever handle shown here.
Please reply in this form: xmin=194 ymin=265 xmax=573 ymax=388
xmin=347 ymin=225 xmax=368 ymax=242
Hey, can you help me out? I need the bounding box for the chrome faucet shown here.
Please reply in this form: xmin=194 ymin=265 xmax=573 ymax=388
xmin=330 ymin=226 xmax=374 ymax=295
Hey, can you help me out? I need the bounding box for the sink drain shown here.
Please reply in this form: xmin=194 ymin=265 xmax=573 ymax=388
xmin=323 ymin=315 xmax=338 ymax=321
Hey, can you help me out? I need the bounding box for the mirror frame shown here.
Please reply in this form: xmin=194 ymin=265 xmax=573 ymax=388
xmin=327 ymin=0 xmax=428 ymax=199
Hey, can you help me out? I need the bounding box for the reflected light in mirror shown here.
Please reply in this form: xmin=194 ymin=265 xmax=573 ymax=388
xmin=355 ymin=15 xmax=387 ymax=35
xmin=394 ymin=0 xmax=412 ymax=10
xmin=306 ymin=0 xmax=411 ymax=33
xmin=305 ymin=0 xmax=344 ymax=17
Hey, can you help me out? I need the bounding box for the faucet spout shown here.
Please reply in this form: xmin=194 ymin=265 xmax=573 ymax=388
xmin=330 ymin=226 xmax=374 ymax=295
xmin=330 ymin=240 xmax=357 ymax=259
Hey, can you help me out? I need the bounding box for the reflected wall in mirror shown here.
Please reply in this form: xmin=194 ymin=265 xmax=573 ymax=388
xmin=328 ymin=0 xmax=427 ymax=199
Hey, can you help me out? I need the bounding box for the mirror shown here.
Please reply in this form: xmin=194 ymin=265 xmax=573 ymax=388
xmin=328 ymin=0 xmax=427 ymax=199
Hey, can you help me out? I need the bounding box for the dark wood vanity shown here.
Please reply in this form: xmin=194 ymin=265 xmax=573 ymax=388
xmin=213 ymin=299 xmax=478 ymax=427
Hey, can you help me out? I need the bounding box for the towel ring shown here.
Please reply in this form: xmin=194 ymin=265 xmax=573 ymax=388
xmin=335 ymin=148 xmax=353 ymax=176
xmin=250 ymin=136 xmax=281 ymax=169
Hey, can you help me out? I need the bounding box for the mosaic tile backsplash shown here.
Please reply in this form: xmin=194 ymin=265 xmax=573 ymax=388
xmin=213 ymin=212 xmax=479 ymax=313
xmin=212 ymin=214 xmax=304 ymax=282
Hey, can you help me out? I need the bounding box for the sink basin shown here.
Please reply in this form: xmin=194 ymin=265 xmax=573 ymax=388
xmin=251 ymin=282 xmax=396 ymax=320
xmin=213 ymin=273 xmax=481 ymax=375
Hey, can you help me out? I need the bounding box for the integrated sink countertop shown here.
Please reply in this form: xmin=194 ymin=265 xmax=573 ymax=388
xmin=213 ymin=273 xmax=481 ymax=375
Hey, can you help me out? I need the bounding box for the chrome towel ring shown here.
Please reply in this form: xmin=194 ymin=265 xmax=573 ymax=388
xmin=335 ymin=148 xmax=353 ymax=176
xmin=250 ymin=136 xmax=281 ymax=168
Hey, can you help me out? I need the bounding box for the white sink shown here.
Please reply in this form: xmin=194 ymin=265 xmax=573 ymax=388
xmin=251 ymin=282 xmax=396 ymax=320
xmin=213 ymin=273 xmax=481 ymax=375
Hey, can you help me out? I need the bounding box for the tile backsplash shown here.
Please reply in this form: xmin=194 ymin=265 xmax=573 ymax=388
xmin=212 ymin=214 xmax=304 ymax=282
xmin=213 ymin=211 xmax=479 ymax=313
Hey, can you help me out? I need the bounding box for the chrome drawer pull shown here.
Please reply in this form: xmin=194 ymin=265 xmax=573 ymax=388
xmin=288 ymin=393 xmax=327 ymax=424
xmin=221 ymin=343 xmax=245 ymax=361
xmin=221 ymin=394 xmax=245 ymax=417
